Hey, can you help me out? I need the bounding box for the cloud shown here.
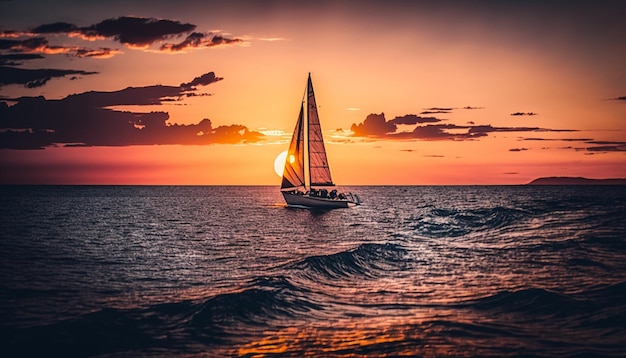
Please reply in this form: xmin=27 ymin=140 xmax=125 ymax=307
xmin=77 ymin=16 xmax=196 ymax=47
xmin=0 ymin=17 xmax=242 ymax=91
xmin=522 ymin=137 xmax=593 ymax=142
xmin=350 ymin=113 xmax=397 ymax=136
xmin=613 ymin=96 xmax=626 ymax=101
xmin=161 ymin=33 xmax=243 ymax=52
xmin=180 ymin=71 xmax=223 ymax=90
xmin=0 ymin=36 xmax=123 ymax=59
xmin=511 ymin=112 xmax=538 ymax=116
xmin=0 ymin=72 xmax=263 ymax=149
xmin=585 ymin=141 xmax=626 ymax=152
xmin=0 ymin=37 xmax=48 ymax=51
xmin=406 ymin=124 xmax=486 ymax=141
xmin=463 ymin=106 xmax=484 ymax=110
xmin=73 ymin=47 xmax=122 ymax=59
xmin=509 ymin=148 xmax=529 ymax=152
xmin=390 ymin=114 xmax=441 ymax=125
xmin=0 ymin=66 xmax=97 ymax=88
xmin=350 ymin=113 xmax=577 ymax=141
xmin=32 ymin=22 xmax=79 ymax=34
xmin=0 ymin=53 xmax=44 ymax=65
xmin=25 ymin=16 xmax=242 ymax=51
xmin=586 ymin=145 xmax=626 ymax=152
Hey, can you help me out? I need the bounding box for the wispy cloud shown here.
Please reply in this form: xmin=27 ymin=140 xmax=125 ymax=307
xmin=585 ymin=141 xmax=626 ymax=152
xmin=160 ymin=32 xmax=243 ymax=52
xmin=0 ymin=66 xmax=97 ymax=88
xmin=511 ymin=112 xmax=538 ymax=116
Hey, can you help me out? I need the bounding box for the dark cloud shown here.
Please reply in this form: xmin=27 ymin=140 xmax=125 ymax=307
xmin=32 ymin=22 xmax=78 ymax=34
xmin=509 ymin=148 xmax=529 ymax=152
xmin=586 ymin=145 xmax=626 ymax=152
xmin=468 ymin=125 xmax=538 ymax=133
xmin=180 ymin=71 xmax=223 ymax=90
xmin=0 ymin=36 xmax=122 ymax=60
xmin=350 ymin=114 xmax=576 ymax=141
xmin=0 ymin=37 xmax=48 ymax=51
xmin=406 ymin=124 xmax=486 ymax=141
xmin=420 ymin=110 xmax=450 ymax=114
xmin=463 ymin=106 xmax=484 ymax=110
xmin=613 ymin=96 xmax=626 ymax=101
xmin=81 ymin=16 xmax=196 ymax=47
xmin=0 ymin=53 xmax=44 ymax=65
xmin=350 ymin=113 xmax=397 ymax=136
xmin=511 ymin=112 xmax=538 ymax=116
xmin=0 ymin=72 xmax=263 ymax=149
xmin=22 ymin=16 xmax=242 ymax=51
xmin=73 ymin=47 xmax=121 ymax=58
xmin=522 ymin=137 xmax=593 ymax=142
xmin=424 ymin=107 xmax=454 ymax=111
xmin=390 ymin=114 xmax=441 ymax=125
xmin=585 ymin=141 xmax=626 ymax=152
xmin=0 ymin=66 xmax=97 ymax=88
xmin=161 ymin=33 xmax=243 ymax=52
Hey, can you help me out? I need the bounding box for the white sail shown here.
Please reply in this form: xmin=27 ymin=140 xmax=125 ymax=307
xmin=306 ymin=75 xmax=334 ymax=187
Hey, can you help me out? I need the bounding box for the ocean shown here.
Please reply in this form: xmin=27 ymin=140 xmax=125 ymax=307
xmin=1 ymin=185 xmax=625 ymax=357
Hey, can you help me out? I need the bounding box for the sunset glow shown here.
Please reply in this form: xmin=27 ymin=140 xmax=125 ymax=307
xmin=1 ymin=0 xmax=625 ymax=184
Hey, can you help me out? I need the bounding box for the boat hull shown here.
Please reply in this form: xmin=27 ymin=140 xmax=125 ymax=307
xmin=282 ymin=192 xmax=358 ymax=209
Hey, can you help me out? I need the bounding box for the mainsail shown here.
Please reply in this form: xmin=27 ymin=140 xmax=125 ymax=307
xmin=306 ymin=75 xmax=334 ymax=187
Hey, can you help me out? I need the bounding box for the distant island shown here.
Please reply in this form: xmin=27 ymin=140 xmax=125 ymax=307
xmin=527 ymin=177 xmax=626 ymax=185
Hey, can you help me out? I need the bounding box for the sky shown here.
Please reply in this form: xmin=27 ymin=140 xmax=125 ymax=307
xmin=1 ymin=0 xmax=625 ymax=185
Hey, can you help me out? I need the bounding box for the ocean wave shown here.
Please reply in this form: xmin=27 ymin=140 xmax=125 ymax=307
xmin=469 ymin=281 xmax=626 ymax=322
xmin=190 ymin=276 xmax=322 ymax=329
xmin=284 ymin=243 xmax=408 ymax=280
xmin=417 ymin=206 xmax=530 ymax=238
xmin=3 ymin=276 xmax=324 ymax=356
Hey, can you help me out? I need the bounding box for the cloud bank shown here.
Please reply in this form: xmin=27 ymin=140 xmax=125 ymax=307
xmin=0 ymin=16 xmax=243 ymax=88
xmin=350 ymin=112 xmax=576 ymax=142
xmin=0 ymin=72 xmax=262 ymax=149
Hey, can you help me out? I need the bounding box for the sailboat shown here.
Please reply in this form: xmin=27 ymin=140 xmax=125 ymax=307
xmin=280 ymin=74 xmax=361 ymax=209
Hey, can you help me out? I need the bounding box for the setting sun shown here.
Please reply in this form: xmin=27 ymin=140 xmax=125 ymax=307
xmin=273 ymin=150 xmax=288 ymax=177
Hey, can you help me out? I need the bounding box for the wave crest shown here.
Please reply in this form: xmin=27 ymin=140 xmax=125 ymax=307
xmin=286 ymin=243 xmax=408 ymax=280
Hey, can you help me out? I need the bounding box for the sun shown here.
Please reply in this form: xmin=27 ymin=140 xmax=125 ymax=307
xmin=273 ymin=151 xmax=288 ymax=177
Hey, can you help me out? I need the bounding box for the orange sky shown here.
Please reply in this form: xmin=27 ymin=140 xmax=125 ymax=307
xmin=1 ymin=0 xmax=625 ymax=184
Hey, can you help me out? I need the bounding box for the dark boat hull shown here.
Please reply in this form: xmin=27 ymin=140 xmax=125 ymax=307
xmin=282 ymin=192 xmax=358 ymax=209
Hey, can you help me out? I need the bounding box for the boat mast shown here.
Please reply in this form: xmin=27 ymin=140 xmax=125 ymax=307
xmin=305 ymin=73 xmax=311 ymax=190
